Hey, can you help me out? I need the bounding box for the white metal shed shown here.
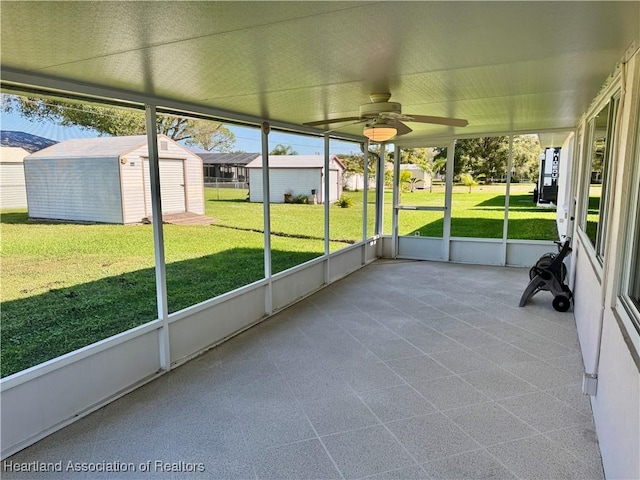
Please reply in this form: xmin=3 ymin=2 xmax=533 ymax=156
xmin=24 ymin=135 xmax=204 ymax=224
xmin=0 ymin=147 xmax=29 ymax=209
xmin=246 ymin=155 xmax=344 ymax=203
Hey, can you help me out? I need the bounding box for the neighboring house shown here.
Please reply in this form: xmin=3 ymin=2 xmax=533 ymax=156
xmin=0 ymin=131 xmax=57 ymax=209
xmin=1 ymin=130 xmax=57 ymax=153
xmin=24 ymin=135 xmax=204 ymax=224
xmin=246 ymin=155 xmax=344 ymax=203
xmin=197 ymin=152 xmax=258 ymax=185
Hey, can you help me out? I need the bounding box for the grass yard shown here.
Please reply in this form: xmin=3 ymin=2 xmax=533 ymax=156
xmin=390 ymin=183 xmax=558 ymax=240
xmin=1 ymin=182 xmax=558 ymax=377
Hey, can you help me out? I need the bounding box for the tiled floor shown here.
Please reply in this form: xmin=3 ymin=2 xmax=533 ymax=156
xmin=4 ymin=260 xmax=603 ymax=479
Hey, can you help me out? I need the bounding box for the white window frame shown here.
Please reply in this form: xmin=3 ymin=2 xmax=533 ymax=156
xmin=617 ymin=105 xmax=640 ymax=338
xmin=578 ymin=93 xmax=620 ymax=263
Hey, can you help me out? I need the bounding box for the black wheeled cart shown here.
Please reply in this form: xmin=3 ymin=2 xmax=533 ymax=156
xmin=519 ymin=238 xmax=573 ymax=312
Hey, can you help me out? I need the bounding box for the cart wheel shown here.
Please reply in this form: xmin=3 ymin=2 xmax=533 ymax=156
xmin=552 ymin=295 xmax=571 ymax=312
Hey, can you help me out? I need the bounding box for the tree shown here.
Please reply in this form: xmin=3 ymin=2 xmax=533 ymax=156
xmin=459 ymin=172 xmax=479 ymax=193
xmin=511 ymin=135 xmax=542 ymax=182
xmin=399 ymin=170 xmax=413 ymax=192
xmin=269 ymin=143 xmax=298 ymax=155
xmin=434 ymin=136 xmax=541 ymax=182
xmin=2 ymin=94 xmax=236 ymax=151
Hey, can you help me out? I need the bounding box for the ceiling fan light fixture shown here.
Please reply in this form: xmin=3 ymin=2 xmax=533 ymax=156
xmin=363 ymin=124 xmax=397 ymax=142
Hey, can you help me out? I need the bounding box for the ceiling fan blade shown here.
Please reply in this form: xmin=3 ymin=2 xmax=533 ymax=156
xmin=324 ymin=119 xmax=367 ymax=134
xmin=402 ymin=114 xmax=469 ymax=127
xmin=303 ymin=116 xmax=361 ymax=127
xmin=392 ymin=120 xmax=413 ymax=136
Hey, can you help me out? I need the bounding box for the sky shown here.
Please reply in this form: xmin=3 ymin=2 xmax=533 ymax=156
xmin=0 ymin=109 xmax=362 ymax=157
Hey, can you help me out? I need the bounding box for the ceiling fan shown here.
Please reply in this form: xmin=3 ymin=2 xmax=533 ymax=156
xmin=304 ymin=93 xmax=468 ymax=142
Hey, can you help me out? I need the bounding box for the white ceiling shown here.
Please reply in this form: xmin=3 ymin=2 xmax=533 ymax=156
xmin=1 ymin=2 xmax=639 ymax=144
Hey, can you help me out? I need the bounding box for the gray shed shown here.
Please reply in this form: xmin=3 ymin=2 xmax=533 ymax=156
xmin=246 ymin=155 xmax=344 ymax=203
xmin=24 ymin=135 xmax=204 ymax=224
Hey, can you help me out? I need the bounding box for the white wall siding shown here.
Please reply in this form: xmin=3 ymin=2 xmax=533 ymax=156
xmin=0 ymin=163 xmax=27 ymax=209
xmin=571 ymin=242 xmax=602 ymax=373
xmin=24 ymin=156 xmax=123 ymax=223
xmin=592 ymin=315 xmax=640 ymax=480
xmin=570 ymin=48 xmax=640 ymax=480
xmin=249 ymin=169 xmax=321 ymax=203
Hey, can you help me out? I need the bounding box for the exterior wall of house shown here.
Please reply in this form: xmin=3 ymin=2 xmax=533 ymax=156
xmin=571 ymin=47 xmax=640 ymax=480
xmin=24 ymin=156 xmax=123 ymax=223
xmin=0 ymin=147 xmax=28 ymax=209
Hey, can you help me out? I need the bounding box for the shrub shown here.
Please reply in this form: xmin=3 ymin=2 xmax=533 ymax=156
xmin=293 ymin=194 xmax=309 ymax=204
xmin=336 ymin=195 xmax=354 ymax=208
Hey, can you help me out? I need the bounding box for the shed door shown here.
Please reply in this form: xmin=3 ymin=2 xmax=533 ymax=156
xmin=329 ymin=170 xmax=339 ymax=202
xmin=143 ymin=159 xmax=186 ymax=215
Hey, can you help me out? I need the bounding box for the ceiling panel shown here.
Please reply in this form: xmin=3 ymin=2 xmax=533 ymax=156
xmin=1 ymin=1 xmax=639 ymax=142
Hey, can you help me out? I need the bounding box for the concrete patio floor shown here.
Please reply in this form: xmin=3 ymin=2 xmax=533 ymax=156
xmin=3 ymin=260 xmax=603 ymax=479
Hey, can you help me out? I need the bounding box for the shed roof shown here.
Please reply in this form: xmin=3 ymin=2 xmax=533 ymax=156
xmin=26 ymin=135 xmax=148 ymax=159
xmin=0 ymin=146 xmax=30 ymax=163
xmin=1 ymin=131 xmax=57 ymax=153
xmin=246 ymin=155 xmax=344 ymax=170
xmin=198 ymin=152 xmax=260 ymax=165
xmin=24 ymin=134 xmax=197 ymax=161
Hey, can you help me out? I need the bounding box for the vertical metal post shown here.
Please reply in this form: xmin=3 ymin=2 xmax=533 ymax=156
xmin=261 ymin=122 xmax=272 ymax=315
xmin=324 ymin=134 xmax=331 ymax=284
xmin=145 ymin=105 xmax=170 ymax=371
xmin=362 ymin=140 xmax=370 ymax=243
xmin=443 ymin=139 xmax=455 ymax=262
xmin=502 ymin=135 xmax=514 ymax=266
xmin=391 ymin=145 xmax=401 ymax=258
xmin=375 ymin=142 xmax=386 ymax=236
xmin=362 ymin=140 xmax=370 ymax=265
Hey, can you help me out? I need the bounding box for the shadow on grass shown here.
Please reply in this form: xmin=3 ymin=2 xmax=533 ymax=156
xmin=474 ymin=194 xmax=507 ymax=207
xmin=401 ymin=217 xmax=558 ymax=241
xmin=0 ymin=212 xmax=29 ymax=224
xmin=1 ymin=247 xmax=320 ymax=378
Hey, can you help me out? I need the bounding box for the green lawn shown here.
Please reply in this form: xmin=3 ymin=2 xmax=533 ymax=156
xmin=1 ymin=182 xmax=557 ymax=377
xmin=390 ymin=183 xmax=557 ymax=240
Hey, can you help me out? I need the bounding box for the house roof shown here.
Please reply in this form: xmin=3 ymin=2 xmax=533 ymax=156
xmin=198 ymin=152 xmax=260 ymax=166
xmin=246 ymin=155 xmax=345 ymax=170
xmin=1 ymin=131 xmax=57 ymax=153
